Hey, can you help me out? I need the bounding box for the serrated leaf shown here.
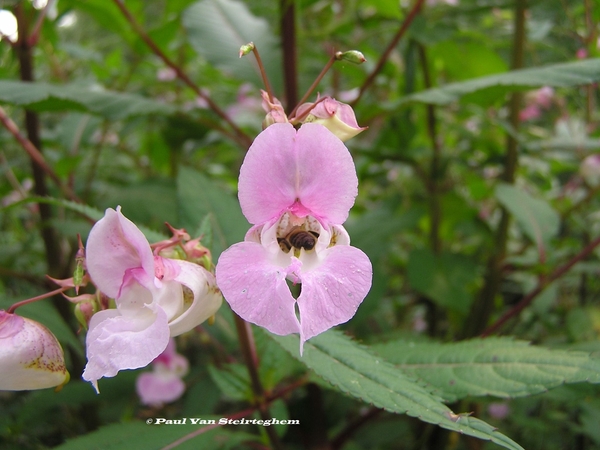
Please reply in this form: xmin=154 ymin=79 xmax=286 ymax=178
xmin=271 ymin=330 xmax=523 ymax=450
xmin=183 ymin=0 xmax=282 ymax=91
xmin=176 ymin=167 xmax=247 ymax=258
xmin=495 ymin=183 xmax=559 ymax=252
xmin=0 ymin=81 xmax=175 ymax=120
xmin=396 ymin=58 xmax=600 ymax=106
xmin=54 ymin=418 xmax=257 ymax=450
xmin=373 ymin=338 xmax=600 ymax=402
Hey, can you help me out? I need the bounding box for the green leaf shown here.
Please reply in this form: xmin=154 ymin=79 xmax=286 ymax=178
xmin=0 ymin=81 xmax=175 ymax=120
xmin=396 ymin=58 xmax=600 ymax=106
xmin=271 ymin=331 xmax=523 ymax=450
xmin=207 ymin=364 xmax=251 ymax=401
xmin=183 ymin=0 xmax=283 ymax=91
xmin=373 ymin=338 xmax=600 ymax=402
xmin=406 ymin=249 xmax=479 ymax=315
xmin=495 ymin=183 xmax=559 ymax=250
xmin=176 ymin=167 xmax=247 ymax=258
xmin=54 ymin=419 xmax=257 ymax=450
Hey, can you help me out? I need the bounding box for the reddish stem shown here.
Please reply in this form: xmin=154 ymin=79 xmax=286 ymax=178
xmin=481 ymin=234 xmax=600 ymax=337
xmin=111 ymin=0 xmax=252 ymax=148
xmin=7 ymin=286 xmax=70 ymax=314
xmin=0 ymin=106 xmax=79 ymax=202
xmin=351 ymin=0 xmax=426 ymax=106
xmin=289 ymin=53 xmax=337 ymax=118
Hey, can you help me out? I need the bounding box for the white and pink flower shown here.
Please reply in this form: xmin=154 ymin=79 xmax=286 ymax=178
xmin=82 ymin=207 xmax=222 ymax=391
xmin=0 ymin=310 xmax=69 ymax=390
xmin=216 ymin=123 xmax=372 ymax=353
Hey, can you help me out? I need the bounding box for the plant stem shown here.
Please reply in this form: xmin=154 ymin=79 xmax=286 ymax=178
xmin=251 ymin=45 xmax=275 ymax=104
xmin=417 ymin=44 xmax=442 ymax=255
xmin=233 ymin=314 xmax=284 ymax=450
xmin=111 ymin=0 xmax=252 ymax=149
xmin=461 ymin=0 xmax=527 ymax=339
xmin=351 ymin=0 xmax=426 ymax=107
xmin=280 ymin=0 xmax=298 ymax=112
xmin=0 ymin=106 xmax=78 ymax=202
xmin=7 ymin=286 xmax=70 ymax=314
xmin=289 ymin=53 xmax=336 ymax=119
xmin=14 ymin=4 xmax=67 ymax=280
xmin=481 ymin=234 xmax=600 ymax=337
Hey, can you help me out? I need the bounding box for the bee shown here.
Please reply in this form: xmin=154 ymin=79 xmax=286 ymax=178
xmin=278 ymin=227 xmax=320 ymax=253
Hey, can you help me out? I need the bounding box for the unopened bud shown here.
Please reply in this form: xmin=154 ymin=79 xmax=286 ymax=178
xmin=74 ymin=300 xmax=98 ymax=330
xmin=335 ymin=50 xmax=366 ymax=64
xmin=0 ymin=310 xmax=69 ymax=390
xmin=239 ymin=42 xmax=255 ymax=58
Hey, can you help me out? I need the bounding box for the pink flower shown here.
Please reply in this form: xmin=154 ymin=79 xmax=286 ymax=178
xmin=216 ymin=123 xmax=372 ymax=353
xmin=136 ymin=339 xmax=188 ymax=406
xmin=518 ymin=104 xmax=541 ymax=122
xmin=82 ymin=207 xmax=222 ymax=391
xmin=576 ymin=48 xmax=588 ymax=59
xmin=488 ymin=402 xmax=510 ymax=420
xmin=580 ymin=154 xmax=600 ymax=186
xmin=296 ymin=96 xmax=366 ymax=141
xmin=0 ymin=310 xmax=69 ymax=390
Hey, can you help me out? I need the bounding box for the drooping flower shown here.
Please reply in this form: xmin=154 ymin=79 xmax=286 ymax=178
xmin=136 ymin=338 xmax=189 ymax=406
xmin=216 ymin=123 xmax=372 ymax=352
xmin=82 ymin=207 xmax=222 ymax=391
xmin=0 ymin=310 xmax=69 ymax=390
xmin=296 ymin=96 xmax=366 ymax=141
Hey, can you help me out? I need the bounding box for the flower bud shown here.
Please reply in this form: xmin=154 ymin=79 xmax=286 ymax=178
xmin=335 ymin=50 xmax=366 ymax=64
xmin=239 ymin=42 xmax=255 ymax=58
xmin=0 ymin=310 xmax=69 ymax=390
xmin=74 ymin=300 xmax=98 ymax=330
xmin=301 ymin=96 xmax=367 ymax=141
xmin=261 ymin=90 xmax=288 ymax=128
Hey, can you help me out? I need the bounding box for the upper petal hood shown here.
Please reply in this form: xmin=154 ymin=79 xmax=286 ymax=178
xmin=238 ymin=123 xmax=358 ymax=225
xmin=86 ymin=207 xmax=155 ymax=298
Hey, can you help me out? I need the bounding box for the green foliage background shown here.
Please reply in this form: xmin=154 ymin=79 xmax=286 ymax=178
xmin=1 ymin=0 xmax=600 ymax=449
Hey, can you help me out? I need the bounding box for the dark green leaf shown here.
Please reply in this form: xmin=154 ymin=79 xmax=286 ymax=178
xmin=0 ymin=81 xmax=175 ymax=120
xmin=271 ymin=331 xmax=522 ymax=450
xmin=176 ymin=167 xmax=247 ymax=258
xmin=396 ymin=58 xmax=600 ymax=106
xmin=183 ymin=0 xmax=283 ymax=91
xmin=495 ymin=183 xmax=559 ymax=249
xmin=374 ymin=338 xmax=600 ymax=402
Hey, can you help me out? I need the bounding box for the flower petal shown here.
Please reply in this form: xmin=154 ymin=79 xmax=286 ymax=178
xmin=86 ymin=207 xmax=154 ymax=298
xmin=297 ymin=245 xmax=372 ymax=349
xmin=136 ymin=371 xmax=186 ymax=406
xmin=216 ymin=242 xmax=300 ymax=335
xmin=167 ymin=260 xmax=223 ymax=336
xmin=82 ymin=304 xmax=169 ymax=392
xmin=238 ymin=123 xmax=358 ymax=225
xmin=0 ymin=311 xmax=68 ymax=390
